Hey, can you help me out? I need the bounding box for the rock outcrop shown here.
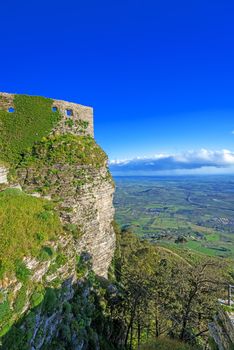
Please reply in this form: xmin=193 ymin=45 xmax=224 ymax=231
xmin=0 ymin=165 xmax=8 ymax=184
xmin=17 ymin=157 xmax=115 ymax=278
xmin=209 ymin=308 xmax=234 ymax=350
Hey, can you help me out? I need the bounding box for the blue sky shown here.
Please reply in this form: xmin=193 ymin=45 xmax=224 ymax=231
xmin=1 ymin=0 xmax=234 ymax=173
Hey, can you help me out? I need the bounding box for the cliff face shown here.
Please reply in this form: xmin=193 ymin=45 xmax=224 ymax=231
xmin=16 ymin=139 xmax=115 ymax=278
xmin=209 ymin=309 xmax=234 ymax=350
xmin=0 ymin=94 xmax=116 ymax=348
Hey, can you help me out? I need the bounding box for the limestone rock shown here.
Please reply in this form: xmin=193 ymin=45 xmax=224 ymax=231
xmin=0 ymin=165 xmax=8 ymax=184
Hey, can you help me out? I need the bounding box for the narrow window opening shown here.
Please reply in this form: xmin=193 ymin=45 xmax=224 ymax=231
xmin=52 ymin=106 xmax=58 ymax=112
xmin=66 ymin=109 xmax=73 ymax=117
xmin=8 ymin=107 xmax=15 ymax=113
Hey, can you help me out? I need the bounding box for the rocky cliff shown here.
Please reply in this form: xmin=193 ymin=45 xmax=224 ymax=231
xmin=209 ymin=308 xmax=234 ymax=350
xmin=0 ymin=93 xmax=116 ymax=349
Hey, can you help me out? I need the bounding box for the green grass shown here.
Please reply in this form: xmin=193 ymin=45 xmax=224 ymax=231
xmin=183 ymin=240 xmax=218 ymax=256
xmin=0 ymin=94 xmax=61 ymax=164
xmin=206 ymin=233 xmax=220 ymax=242
xmin=140 ymin=338 xmax=196 ymax=350
xmin=0 ymin=189 xmax=63 ymax=276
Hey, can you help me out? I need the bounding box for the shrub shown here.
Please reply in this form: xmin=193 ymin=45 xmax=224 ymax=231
xmin=15 ymin=260 xmax=31 ymax=282
xmin=55 ymin=253 xmax=68 ymax=267
xmin=30 ymin=291 xmax=44 ymax=308
xmin=42 ymin=289 xmax=58 ymax=315
xmin=14 ymin=286 xmax=28 ymax=313
xmin=0 ymin=300 xmax=11 ymax=324
xmin=64 ymin=223 xmax=82 ymax=239
xmin=38 ymin=246 xmax=54 ymax=261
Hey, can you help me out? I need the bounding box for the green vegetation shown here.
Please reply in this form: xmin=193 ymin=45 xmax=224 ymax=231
xmin=111 ymin=225 xmax=229 ymax=350
xmin=0 ymin=301 xmax=11 ymax=328
xmin=30 ymin=290 xmax=44 ymax=308
xmin=15 ymin=260 xmax=31 ymax=282
xmin=1 ymin=95 xmax=231 ymax=349
xmin=42 ymin=289 xmax=58 ymax=315
xmin=64 ymin=223 xmax=83 ymax=239
xmin=0 ymin=222 xmax=229 ymax=350
xmin=114 ymin=176 xmax=234 ymax=259
xmin=38 ymin=246 xmax=55 ymax=261
xmin=0 ymin=188 xmax=63 ymax=275
xmin=0 ymin=95 xmax=61 ymax=164
xmin=20 ymin=133 xmax=108 ymax=169
xmin=1 ymin=255 xmax=118 ymax=350
xmin=140 ymin=338 xmax=195 ymax=350
xmin=14 ymin=286 xmax=28 ymax=314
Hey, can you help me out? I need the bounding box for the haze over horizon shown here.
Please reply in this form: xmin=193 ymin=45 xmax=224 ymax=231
xmin=1 ymin=0 xmax=234 ymax=174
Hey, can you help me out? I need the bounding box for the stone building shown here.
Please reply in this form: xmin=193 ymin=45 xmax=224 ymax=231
xmin=0 ymin=92 xmax=94 ymax=137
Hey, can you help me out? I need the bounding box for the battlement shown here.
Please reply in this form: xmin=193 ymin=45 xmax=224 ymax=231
xmin=0 ymin=92 xmax=94 ymax=137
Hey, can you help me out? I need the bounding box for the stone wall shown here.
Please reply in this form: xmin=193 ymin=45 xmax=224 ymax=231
xmin=0 ymin=92 xmax=94 ymax=137
xmin=52 ymin=98 xmax=94 ymax=137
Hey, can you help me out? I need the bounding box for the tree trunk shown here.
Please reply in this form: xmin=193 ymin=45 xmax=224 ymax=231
xmin=137 ymin=317 xmax=141 ymax=349
xmin=155 ymin=305 xmax=160 ymax=337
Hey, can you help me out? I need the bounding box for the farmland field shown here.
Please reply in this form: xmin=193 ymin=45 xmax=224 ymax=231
xmin=114 ymin=176 xmax=234 ymax=259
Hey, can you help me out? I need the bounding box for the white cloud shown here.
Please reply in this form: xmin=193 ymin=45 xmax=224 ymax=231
xmin=109 ymin=149 xmax=234 ymax=175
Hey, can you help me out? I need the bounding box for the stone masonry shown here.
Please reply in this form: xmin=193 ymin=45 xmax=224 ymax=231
xmin=0 ymin=92 xmax=94 ymax=137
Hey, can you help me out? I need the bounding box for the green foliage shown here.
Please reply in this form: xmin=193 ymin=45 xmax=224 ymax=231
xmin=76 ymin=119 xmax=89 ymax=133
xmin=37 ymin=246 xmax=54 ymax=261
xmin=113 ymin=227 xmax=225 ymax=349
xmin=222 ymin=304 xmax=234 ymax=312
xmin=30 ymin=291 xmax=44 ymax=308
xmin=55 ymin=253 xmax=68 ymax=267
xmin=42 ymin=289 xmax=58 ymax=315
xmin=0 ymin=311 xmax=37 ymax=349
xmin=0 ymin=301 xmax=11 ymax=324
xmin=20 ymin=133 xmax=108 ymax=169
xmin=0 ymin=189 xmax=63 ymax=275
xmin=14 ymin=286 xmax=28 ymax=313
xmin=64 ymin=223 xmax=82 ymax=239
xmin=15 ymin=261 xmax=31 ymax=282
xmin=65 ymin=119 xmax=74 ymax=127
xmin=141 ymin=338 xmax=195 ymax=350
xmin=0 ymin=94 xmax=61 ymax=164
xmin=0 ymin=259 xmax=119 ymax=350
xmin=76 ymin=254 xmax=91 ymax=279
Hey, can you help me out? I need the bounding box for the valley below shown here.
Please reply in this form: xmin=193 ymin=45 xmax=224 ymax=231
xmin=114 ymin=175 xmax=234 ymax=260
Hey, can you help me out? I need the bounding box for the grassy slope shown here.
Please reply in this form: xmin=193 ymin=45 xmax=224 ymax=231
xmin=0 ymin=95 xmax=61 ymax=164
xmin=0 ymin=189 xmax=63 ymax=276
xmin=140 ymin=338 xmax=195 ymax=350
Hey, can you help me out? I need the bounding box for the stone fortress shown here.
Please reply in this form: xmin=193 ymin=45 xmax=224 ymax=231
xmin=0 ymin=92 xmax=94 ymax=137
xmin=0 ymin=92 xmax=94 ymax=184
